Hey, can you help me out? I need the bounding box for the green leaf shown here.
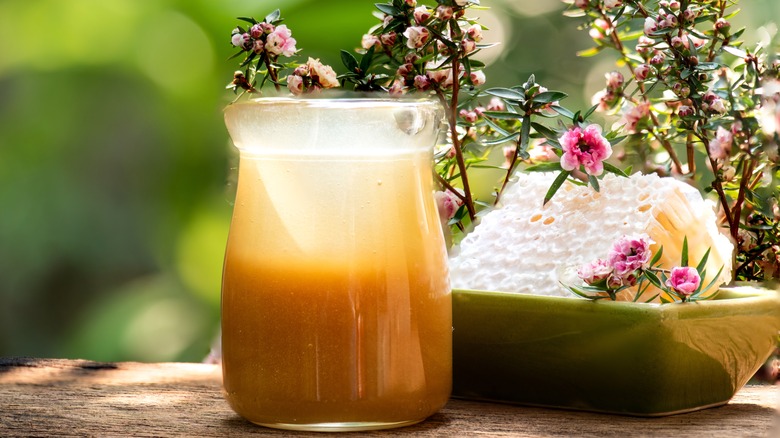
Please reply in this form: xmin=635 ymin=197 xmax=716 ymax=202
xmin=681 ymin=236 xmax=689 ymax=267
xmin=645 ymin=270 xmax=663 ymax=289
xmin=588 ymin=174 xmax=600 ymax=192
xmin=481 ymin=132 xmax=520 ymax=146
xmin=699 ymin=265 xmax=724 ymax=294
xmin=722 ymin=46 xmax=748 ymax=58
xmin=484 ymin=87 xmax=525 ymax=101
xmin=696 ymin=248 xmax=711 ymax=272
xmin=530 ymin=122 xmax=558 ymax=140
xmin=375 ymin=3 xmax=398 ymax=16
xmin=582 ymin=104 xmax=599 ymax=120
xmin=551 ymin=105 xmax=575 ymax=119
xmin=532 ymin=91 xmax=568 ymax=104
xmin=519 ymin=115 xmax=531 ymax=152
xmin=360 ymin=46 xmax=375 ymax=73
xmin=264 ymin=9 xmax=281 ymax=23
xmin=237 ymin=16 xmax=257 ymax=25
xmin=526 ymin=162 xmax=564 ymax=172
xmin=543 ymin=171 xmax=571 ymax=205
xmin=649 ymin=245 xmax=664 ymax=266
xmin=602 ymin=162 xmax=629 ymax=177
xmin=341 ymin=50 xmax=359 ymax=73
xmin=643 ymin=294 xmax=660 ymax=303
xmin=577 ymin=46 xmax=605 ymax=57
xmin=482 ymin=111 xmax=522 ymax=120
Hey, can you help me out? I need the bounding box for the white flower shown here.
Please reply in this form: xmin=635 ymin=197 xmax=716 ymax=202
xmin=403 ymin=26 xmax=430 ymax=49
xmin=454 ymin=0 xmax=470 ymax=6
xmin=306 ymin=58 xmax=340 ymax=89
xmin=604 ymin=0 xmax=623 ymax=8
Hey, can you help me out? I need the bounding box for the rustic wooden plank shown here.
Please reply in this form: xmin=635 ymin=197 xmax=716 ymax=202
xmin=0 ymin=358 xmax=777 ymax=437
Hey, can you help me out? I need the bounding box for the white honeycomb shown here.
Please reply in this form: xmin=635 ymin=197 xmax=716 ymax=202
xmin=448 ymin=172 xmax=734 ymax=301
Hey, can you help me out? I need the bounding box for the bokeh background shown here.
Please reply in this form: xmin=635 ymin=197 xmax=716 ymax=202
xmin=1 ymin=0 xmax=778 ymax=362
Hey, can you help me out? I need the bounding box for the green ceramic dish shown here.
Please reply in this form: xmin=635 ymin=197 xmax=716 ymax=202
xmin=452 ymin=285 xmax=780 ymax=416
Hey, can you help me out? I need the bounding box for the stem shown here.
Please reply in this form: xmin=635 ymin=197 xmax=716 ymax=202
xmin=262 ymin=52 xmax=282 ymax=92
xmin=600 ymin=9 xmax=684 ymax=174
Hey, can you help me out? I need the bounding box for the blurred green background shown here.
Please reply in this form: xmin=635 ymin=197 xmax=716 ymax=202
xmin=1 ymin=0 xmax=778 ymax=362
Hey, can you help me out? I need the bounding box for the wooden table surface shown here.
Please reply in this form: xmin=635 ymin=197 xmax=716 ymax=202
xmin=1 ymin=358 xmax=778 ymax=437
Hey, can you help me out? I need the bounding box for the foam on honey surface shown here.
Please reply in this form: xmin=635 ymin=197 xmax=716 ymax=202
xmin=449 ymin=172 xmax=734 ymax=300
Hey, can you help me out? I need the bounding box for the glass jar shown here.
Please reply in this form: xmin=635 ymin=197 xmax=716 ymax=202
xmin=221 ymin=97 xmax=451 ymax=432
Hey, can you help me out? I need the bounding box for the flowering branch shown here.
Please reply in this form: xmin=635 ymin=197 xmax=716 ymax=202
xmin=566 ymin=0 xmax=780 ymax=282
xmin=566 ymin=234 xmax=722 ymax=303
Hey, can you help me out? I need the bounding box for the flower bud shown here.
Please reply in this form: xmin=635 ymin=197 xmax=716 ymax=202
xmin=459 ymin=109 xmax=478 ymax=123
xmin=678 ymin=105 xmax=694 ymax=117
xmin=436 ymin=5 xmax=454 ymax=21
xmin=487 ymin=97 xmax=505 ymax=112
xmin=715 ymin=18 xmax=730 ymax=34
xmin=669 ymin=1 xmax=681 ymax=10
xmin=466 ymin=24 xmax=484 ymax=42
xmin=635 ymin=63 xmax=652 ymax=81
xmin=461 ymin=39 xmax=477 ymax=54
xmin=397 ymin=63 xmax=414 ymax=78
xmin=413 ymin=6 xmax=432 ymax=24
xmin=252 ymin=39 xmax=264 ymax=54
xmin=605 ymin=71 xmax=624 ymax=90
xmin=650 ymin=53 xmax=665 ymax=65
xmin=470 ymin=70 xmax=486 ymax=86
xmin=671 ymin=35 xmax=684 ymax=49
xmin=380 ymin=31 xmax=397 ymax=46
xmin=250 ymin=23 xmax=263 ymax=38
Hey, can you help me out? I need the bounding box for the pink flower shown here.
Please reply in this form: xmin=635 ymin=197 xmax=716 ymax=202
xmin=454 ymin=0 xmax=470 ymax=6
xmin=388 ymin=79 xmax=406 ymax=95
xmin=666 ymin=267 xmax=701 ymax=296
xmin=413 ymin=6 xmax=431 ymax=24
xmin=405 ymin=0 xmax=417 ymax=6
xmin=266 ymin=25 xmax=297 ymax=57
xmin=559 ymin=124 xmax=613 ymax=175
xmin=607 ymin=234 xmax=653 ymax=278
xmin=403 ymin=26 xmax=430 ymax=49
xmin=578 ymin=259 xmax=613 ymax=285
xmin=574 ymin=0 xmax=588 ymax=9
xmin=621 ymin=102 xmax=650 ymax=133
xmin=708 ymin=126 xmax=733 ymax=159
xmin=435 ymin=190 xmax=463 ymax=220
xmin=703 ymin=91 xmax=727 ymax=114
xmin=470 ymin=70 xmax=486 ymax=86
xmin=414 ymin=75 xmax=431 ymax=91
xmin=286 ymin=75 xmax=303 ymax=95
xmin=427 ymin=69 xmax=453 ymax=88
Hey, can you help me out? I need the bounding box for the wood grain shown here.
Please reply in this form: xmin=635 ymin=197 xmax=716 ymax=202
xmin=0 ymin=358 xmax=777 ymax=437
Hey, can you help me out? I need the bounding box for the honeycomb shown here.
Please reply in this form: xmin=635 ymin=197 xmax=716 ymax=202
xmin=448 ymin=172 xmax=734 ymax=301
